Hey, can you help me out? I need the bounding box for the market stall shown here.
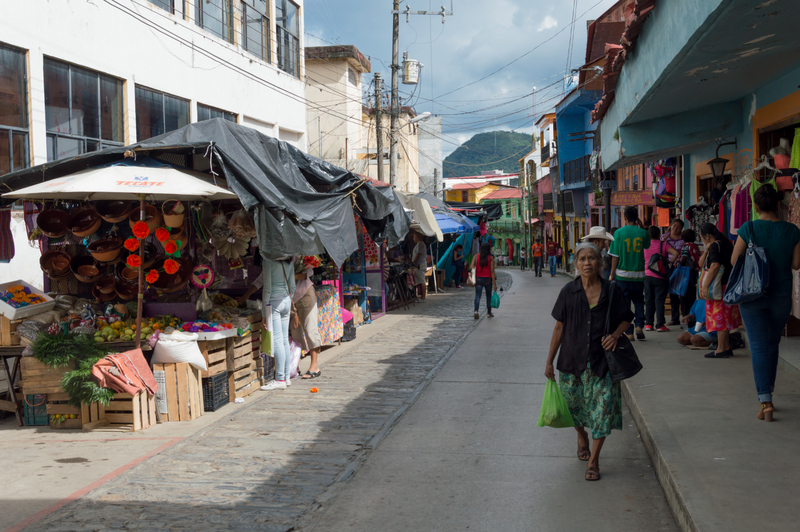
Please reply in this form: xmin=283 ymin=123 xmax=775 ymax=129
xmin=0 ymin=118 xmax=410 ymax=430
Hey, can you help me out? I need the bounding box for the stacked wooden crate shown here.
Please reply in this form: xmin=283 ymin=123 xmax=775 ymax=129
xmin=152 ymin=362 xmax=204 ymax=421
xmin=248 ymin=314 xmax=270 ymax=384
xmin=229 ymin=335 xmax=258 ymax=399
xmin=0 ymin=317 xmax=21 ymax=346
xmin=20 ymin=356 xmax=155 ymax=431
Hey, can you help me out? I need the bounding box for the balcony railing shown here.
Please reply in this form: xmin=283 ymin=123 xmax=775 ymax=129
xmin=541 ymin=142 xmax=550 ymax=162
xmin=543 ymin=195 xmax=554 ymax=211
xmin=488 ymin=221 xmax=522 ymax=233
xmin=563 ymin=154 xmax=591 ymax=186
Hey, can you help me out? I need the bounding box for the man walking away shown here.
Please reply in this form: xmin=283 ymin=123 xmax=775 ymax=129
xmin=609 ymin=206 xmax=651 ymax=341
xmin=532 ymin=239 xmax=544 ymax=277
xmin=450 ymin=244 xmax=464 ymax=289
xmin=546 ymin=239 xmax=558 ymax=277
xmin=519 ymin=248 xmax=526 ymax=271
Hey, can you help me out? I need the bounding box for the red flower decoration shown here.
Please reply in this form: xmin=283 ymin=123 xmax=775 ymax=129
xmin=124 ymin=238 xmax=139 ymax=252
xmin=164 ymin=240 xmax=178 ymax=255
xmin=126 ymin=254 xmax=142 ymax=268
xmin=155 ymin=227 xmax=170 ymax=243
xmin=164 ymin=258 xmax=179 ymax=275
xmin=146 ymin=269 xmax=159 ymax=284
xmin=132 ymin=221 xmax=150 ymax=239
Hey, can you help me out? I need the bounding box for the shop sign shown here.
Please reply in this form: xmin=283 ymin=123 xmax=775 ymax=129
xmin=611 ymin=190 xmax=654 ymax=207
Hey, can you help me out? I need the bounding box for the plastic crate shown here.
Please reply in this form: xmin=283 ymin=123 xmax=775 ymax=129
xmin=24 ymin=394 xmax=48 ymax=426
xmin=202 ymin=372 xmax=229 ymax=412
xmin=260 ymin=353 xmax=274 ymax=380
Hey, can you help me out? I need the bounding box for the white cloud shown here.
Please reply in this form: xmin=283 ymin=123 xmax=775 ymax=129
xmin=537 ymin=15 xmax=558 ymax=32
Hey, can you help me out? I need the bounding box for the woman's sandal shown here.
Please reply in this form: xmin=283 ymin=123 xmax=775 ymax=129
xmin=585 ymin=465 xmax=601 ymax=481
xmin=757 ymin=402 xmax=774 ymax=422
xmin=577 ymin=446 xmax=591 ymax=461
xmin=302 ymin=371 xmax=321 ymax=380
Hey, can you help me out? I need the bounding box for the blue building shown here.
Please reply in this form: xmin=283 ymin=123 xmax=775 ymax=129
xmin=594 ymin=0 xmax=800 ymax=215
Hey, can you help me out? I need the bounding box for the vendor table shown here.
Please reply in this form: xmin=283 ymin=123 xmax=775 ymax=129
xmin=0 ymin=348 xmax=24 ymax=426
xmin=316 ymin=284 xmax=343 ymax=345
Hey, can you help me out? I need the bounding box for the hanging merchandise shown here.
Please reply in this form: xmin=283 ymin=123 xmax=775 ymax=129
xmin=191 ymin=264 xmax=215 ymax=312
xmin=791 ymin=128 xmax=800 ymax=170
xmin=0 ymin=209 xmax=15 ymax=262
xmin=685 ymin=198 xmax=715 ymax=230
xmin=228 ymin=209 xmax=257 ymax=240
xmin=750 ymin=171 xmax=776 ymax=221
xmin=209 ymin=211 xmax=248 ymax=260
xmin=652 ymin=161 xmax=677 ymax=208
xmin=770 ymin=138 xmax=792 ymax=169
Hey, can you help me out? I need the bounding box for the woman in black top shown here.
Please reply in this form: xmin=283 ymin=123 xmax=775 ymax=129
xmin=544 ymin=243 xmax=633 ymax=481
xmin=698 ymin=223 xmax=742 ymax=359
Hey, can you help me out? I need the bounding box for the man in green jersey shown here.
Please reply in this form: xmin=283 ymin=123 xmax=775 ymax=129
xmin=609 ymin=206 xmax=651 ymax=340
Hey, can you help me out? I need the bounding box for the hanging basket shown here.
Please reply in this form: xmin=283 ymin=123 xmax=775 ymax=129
xmin=162 ymin=199 xmax=185 ymax=228
xmin=129 ymin=204 xmax=162 ymax=236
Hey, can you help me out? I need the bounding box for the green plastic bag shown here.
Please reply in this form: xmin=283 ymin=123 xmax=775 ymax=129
xmin=490 ymin=291 xmax=500 ymax=308
xmin=537 ymin=379 xmax=575 ymax=428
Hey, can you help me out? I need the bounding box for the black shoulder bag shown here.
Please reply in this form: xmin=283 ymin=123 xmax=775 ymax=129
xmin=604 ymin=282 xmax=643 ymax=381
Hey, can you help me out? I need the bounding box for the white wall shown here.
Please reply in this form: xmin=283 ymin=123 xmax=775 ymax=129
xmin=418 ymin=116 xmax=443 ymax=196
xmin=2 ymin=0 xmax=307 ymax=165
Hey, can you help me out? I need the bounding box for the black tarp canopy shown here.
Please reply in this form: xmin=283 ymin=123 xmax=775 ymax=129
xmin=0 ymin=119 xmax=411 ymax=265
xmin=445 ymin=201 xmax=503 ymax=220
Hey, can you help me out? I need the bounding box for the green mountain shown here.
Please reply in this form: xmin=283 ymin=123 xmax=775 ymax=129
xmin=443 ymin=131 xmax=533 ymax=178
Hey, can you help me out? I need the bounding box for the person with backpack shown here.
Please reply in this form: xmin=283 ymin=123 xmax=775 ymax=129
xmin=644 ymin=225 xmax=678 ymax=332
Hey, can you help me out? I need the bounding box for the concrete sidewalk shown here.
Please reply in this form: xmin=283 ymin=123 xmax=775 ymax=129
xmin=622 ymin=315 xmax=800 ymax=532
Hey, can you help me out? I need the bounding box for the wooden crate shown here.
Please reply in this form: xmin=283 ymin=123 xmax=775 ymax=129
xmin=232 ymin=370 xmax=259 ymax=399
xmin=85 ymin=391 xmax=156 ymax=432
xmin=46 ymin=393 xmax=82 ymax=429
xmin=227 ymin=336 xmax=254 ymax=372
xmin=153 ymin=362 xmax=204 ymax=422
xmin=250 ymin=329 xmax=261 ymax=357
xmin=198 ymin=339 xmax=228 ymax=378
xmin=227 ymin=336 xmax=258 ymax=400
xmin=20 ymin=357 xmax=73 ymax=395
xmin=1 ymin=317 xmax=22 ymax=347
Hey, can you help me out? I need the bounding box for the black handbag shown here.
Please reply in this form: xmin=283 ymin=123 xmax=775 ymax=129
xmin=603 ymin=282 xmax=643 ymax=381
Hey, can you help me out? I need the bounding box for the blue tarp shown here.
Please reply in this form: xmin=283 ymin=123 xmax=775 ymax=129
xmin=434 ymin=213 xmax=479 ymax=234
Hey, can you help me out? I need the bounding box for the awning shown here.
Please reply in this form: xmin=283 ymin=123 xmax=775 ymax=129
xmin=434 ymin=213 xmax=479 ymax=234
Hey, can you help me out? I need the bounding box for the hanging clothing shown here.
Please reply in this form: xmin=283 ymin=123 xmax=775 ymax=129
xmin=0 ymin=209 xmax=15 ymax=262
xmin=734 ymin=183 xmax=752 ymax=229
xmin=685 ymin=204 xmax=715 ymax=230
xmin=751 ymin=174 xmax=777 ymax=221
xmin=790 ymin=128 xmax=800 ymax=170
xmin=716 ymin=190 xmax=735 ymax=241
xmin=730 ymin=184 xmax=740 ymax=235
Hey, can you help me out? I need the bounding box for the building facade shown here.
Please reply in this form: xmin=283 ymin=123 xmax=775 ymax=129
xmin=417 ymin=116 xmax=443 ymax=198
xmin=360 ymin=106 xmax=421 ymax=193
xmin=305 ymin=45 xmax=370 ymax=172
xmin=0 ymin=0 xmax=307 ymax=286
xmin=481 ymin=188 xmax=524 ymax=264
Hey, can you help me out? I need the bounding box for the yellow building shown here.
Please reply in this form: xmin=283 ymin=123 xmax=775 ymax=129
xmin=445 ymin=182 xmax=500 ymax=203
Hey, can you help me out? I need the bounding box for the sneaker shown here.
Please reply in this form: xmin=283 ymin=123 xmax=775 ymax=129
xmin=635 ymin=327 xmax=645 ymax=340
xmin=474 ymin=311 xmax=479 ymax=319
xmin=456 ymin=286 xmax=463 ymax=290
xmin=704 ymin=350 xmax=732 ymax=359
xmin=644 ymin=325 xmax=654 ymax=332
xmin=261 ymin=380 xmax=286 ymax=391
xmin=285 ymin=377 xmax=292 ymax=386
xmin=656 ymin=326 xmax=670 ymax=332
xmin=487 ymin=313 xmax=494 ymax=318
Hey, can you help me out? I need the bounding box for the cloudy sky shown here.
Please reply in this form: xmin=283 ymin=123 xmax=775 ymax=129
xmin=305 ymin=0 xmax=619 ymax=156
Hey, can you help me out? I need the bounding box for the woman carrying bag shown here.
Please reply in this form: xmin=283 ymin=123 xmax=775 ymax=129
xmin=258 ymin=257 xmax=296 ymax=390
xmin=470 ymin=242 xmax=496 ymax=319
xmin=698 ymin=223 xmax=741 ymax=359
xmin=731 ymin=184 xmax=800 ymax=421
xmin=544 ymin=243 xmax=634 ymax=481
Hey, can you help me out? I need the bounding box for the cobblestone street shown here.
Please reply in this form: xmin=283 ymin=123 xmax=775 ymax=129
xmin=21 ymin=273 xmax=513 ymax=532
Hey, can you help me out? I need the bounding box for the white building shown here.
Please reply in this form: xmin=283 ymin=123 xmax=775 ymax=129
xmin=417 ymin=116 xmax=443 ymax=197
xmin=0 ymin=0 xmax=307 ymax=287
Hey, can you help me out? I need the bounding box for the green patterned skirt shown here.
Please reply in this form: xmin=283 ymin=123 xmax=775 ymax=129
xmin=559 ymin=364 xmax=622 ymax=439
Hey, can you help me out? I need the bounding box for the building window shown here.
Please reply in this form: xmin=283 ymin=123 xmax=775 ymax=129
xmin=44 ymin=58 xmax=124 ymax=162
xmin=242 ymin=0 xmax=271 ymax=62
xmin=276 ymin=0 xmax=300 ymax=77
xmin=198 ymin=104 xmax=237 ymax=123
xmin=461 ymin=190 xmax=469 ymax=202
xmin=135 ymin=86 xmax=189 ymax=141
xmin=348 ymin=67 xmax=358 ymax=87
xmin=196 ymin=0 xmax=234 ymax=43
xmin=147 ymin=0 xmax=174 ymax=12
xmin=0 ymin=44 xmax=28 ymax=175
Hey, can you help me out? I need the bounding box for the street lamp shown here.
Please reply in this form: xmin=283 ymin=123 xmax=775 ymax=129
xmin=407 ymin=112 xmax=431 ymax=125
xmin=707 ymin=139 xmax=737 ymax=179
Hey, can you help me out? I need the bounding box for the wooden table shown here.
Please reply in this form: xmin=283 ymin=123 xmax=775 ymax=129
xmin=0 ymin=347 xmax=25 ymax=426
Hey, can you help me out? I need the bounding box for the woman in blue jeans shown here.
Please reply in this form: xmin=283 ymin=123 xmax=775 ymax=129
xmin=732 ymin=184 xmax=800 ymax=421
xmin=257 ymin=257 xmax=296 ymax=390
xmin=471 ymin=242 xmax=497 ymax=319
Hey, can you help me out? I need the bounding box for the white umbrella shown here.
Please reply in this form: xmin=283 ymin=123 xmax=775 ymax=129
xmin=2 ymin=160 xmax=238 ymax=349
xmin=2 ymin=163 xmax=236 ymax=201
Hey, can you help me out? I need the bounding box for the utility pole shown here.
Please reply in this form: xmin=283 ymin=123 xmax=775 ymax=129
xmin=374 ymin=72 xmax=384 ymax=184
xmin=388 ymin=1 xmax=453 ymax=188
xmin=560 ymin=192 xmax=569 ymax=272
xmin=389 ymin=0 xmax=400 ymax=187
xmin=433 ymin=168 xmax=438 ymax=197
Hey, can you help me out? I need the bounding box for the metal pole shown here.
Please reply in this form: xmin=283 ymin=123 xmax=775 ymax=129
xmin=433 ymin=167 xmax=438 ymax=197
xmin=135 ymin=195 xmax=145 ymax=350
xmin=560 ymin=192 xmax=569 ymax=273
xmin=389 ymin=0 xmax=400 ymax=187
xmin=374 ymin=72 xmax=384 ymax=184
xmin=603 ymin=182 xmax=612 ymax=231
xmin=318 ymin=116 xmax=322 ymax=158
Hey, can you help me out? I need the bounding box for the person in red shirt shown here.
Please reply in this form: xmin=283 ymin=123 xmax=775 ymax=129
xmin=546 ymin=240 xmax=558 ymax=276
xmin=531 ymin=239 xmax=544 ymax=277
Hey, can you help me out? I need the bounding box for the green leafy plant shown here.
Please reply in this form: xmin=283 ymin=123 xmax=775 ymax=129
xmin=32 ymin=333 xmax=114 ymax=407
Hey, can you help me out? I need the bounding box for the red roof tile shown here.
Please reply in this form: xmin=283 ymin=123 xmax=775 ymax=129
xmin=483 ymin=188 xmax=522 ymax=200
